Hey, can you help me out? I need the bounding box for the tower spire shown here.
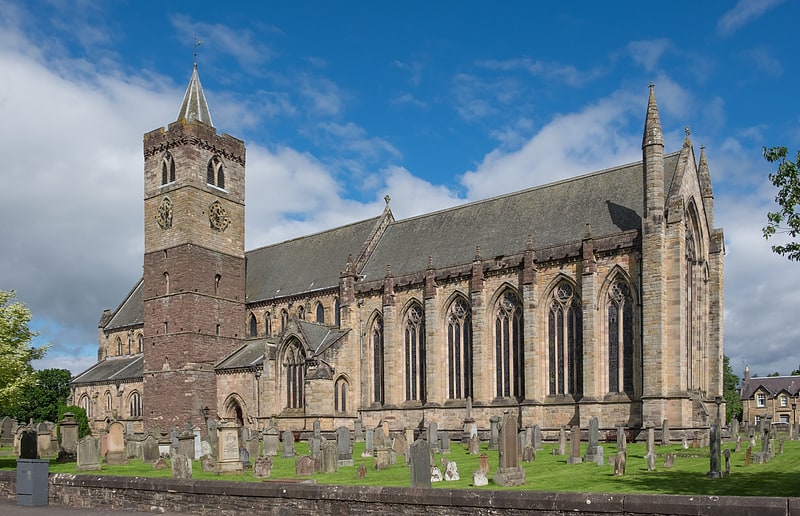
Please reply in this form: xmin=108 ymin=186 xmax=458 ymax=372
xmin=177 ymin=64 xmax=214 ymax=127
xmin=642 ymin=83 xmax=663 ymax=149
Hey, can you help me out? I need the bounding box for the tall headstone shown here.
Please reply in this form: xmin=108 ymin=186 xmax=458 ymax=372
xmin=439 ymin=431 xmax=451 ymax=455
xmin=245 ymin=436 xmax=260 ymax=462
xmin=567 ymin=425 xmax=582 ymax=464
xmin=19 ymin=429 xmax=39 ymax=459
xmin=533 ymin=425 xmax=543 ymax=450
xmin=321 ymin=440 xmax=338 ymax=473
xmin=59 ymin=413 xmax=79 ymax=455
xmin=427 ymin=422 xmax=439 ymax=452
xmin=661 ymin=419 xmax=670 ymax=446
xmin=707 ymin=424 xmax=723 ymax=478
xmin=193 ymin=426 xmax=203 ymax=458
xmin=558 ymin=426 xmax=567 ymax=456
xmin=142 ymin=435 xmax=159 ymax=463
xmin=644 ymin=424 xmax=656 ymax=470
xmin=263 ymin=426 xmax=279 ymax=457
xmin=309 ymin=436 xmax=321 ymax=460
xmin=216 ymin=421 xmax=243 ymax=473
xmin=105 ymin=421 xmax=128 ymax=465
xmin=489 ymin=416 xmax=500 ymax=450
xmin=177 ymin=431 xmax=195 ymax=460
xmin=36 ymin=423 xmax=52 ymax=459
xmin=616 ymin=425 xmax=626 ymax=451
xmin=730 ymin=418 xmax=739 ymax=440
xmin=410 ymin=439 xmax=432 ymax=488
xmin=171 ymin=453 xmax=192 ymax=479
xmin=354 ymin=420 xmax=364 ymax=442
xmin=583 ymin=417 xmax=603 ymax=465
xmin=362 ymin=428 xmax=374 ymax=458
xmin=313 ymin=419 xmax=321 ymax=440
xmin=0 ymin=417 xmax=14 ymax=446
xmin=493 ymin=413 xmax=526 ymax=486
xmin=282 ymin=430 xmax=295 ymax=458
xmin=336 ymin=426 xmax=353 ymax=467
xmin=76 ymin=435 xmax=100 ymax=471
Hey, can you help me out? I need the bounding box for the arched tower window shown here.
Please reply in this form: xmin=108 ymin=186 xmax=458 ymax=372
xmin=495 ymin=290 xmax=524 ymax=398
xmin=334 ymin=377 xmax=348 ymax=413
xmin=548 ymin=281 xmax=583 ymax=396
xmin=283 ymin=341 xmax=306 ymax=409
xmin=297 ymin=305 xmax=305 ymax=320
xmin=129 ymin=391 xmax=142 ymax=417
xmin=80 ymin=394 xmax=92 ymax=418
xmin=404 ymin=302 xmax=426 ymax=402
xmin=164 ymin=272 xmax=169 ymax=294
xmin=608 ymin=280 xmax=634 ymax=394
xmin=137 ymin=333 xmax=143 ymax=353
xmin=161 ymin=153 xmax=175 ymax=185
xmin=315 ymin=302 xmax=325 ymax=324
xmin=265 ymin=312 xmax=272 ymax=337
xmin=372 ymin=315 xmax=384 ymax=405
xmin=280 ymin=309 xmax=288 ymax=333
xmin=105 ymin=391 xmax=113 ymax=412
xmin=116 ymin=337 xmax=122 ymax=356
xmin=207 ymin=155 xmax=224 ymax=189
xmin=248 ymin=313 xmax=258 ymax=337
xmin=335 ymin=298 xmax=341 ymax=327
xmin=447 ymin=296 xmax=472 ymax=400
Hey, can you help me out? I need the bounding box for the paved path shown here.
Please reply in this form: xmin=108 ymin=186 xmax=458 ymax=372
xmin=0 ymin=499 xmax=192 ymax=515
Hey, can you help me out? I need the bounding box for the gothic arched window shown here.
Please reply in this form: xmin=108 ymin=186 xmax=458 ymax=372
xmin=335 ymin=298 xmax=341 ymax=327
xmin=207 ymin=155 xmax=224 ymax=189
xmin=284 ymin=341 xmax=305 ymax=409
xmin=608 ymin=280 xmax=634 ymax=394
xmin=265 ymin=312 xmax=272 ymax=337
xmin=161 ymin=153 xmax=175 ymax=185
xmin=495 ymin=291 xmax=524 ymax=398
xmin=80 ymin=395 xmax=92 ymax=418
xmin=316 ymin=302 xmax=325 ymax=324
xmin=116 ymin=337 xmax=122 ymax=356
xmin=548 ymin=282 xmax=583 ymax=396
xmin=334 ymin=377 xmax=348 ymax=413
xmin=137 ymin=333 xmax=143 ymax=353
xmin=129 ymin=391 xmax=142 ymax=417
xmin=248 ymin=313 xmax=258 ymax=337
xmin=447 ymin=297 xmax=472 ymax=400
xmin=372 ymin=315 xmax=384 ymax=405
xmin=404 ymin=303 xmax=426 ymax=402
xmin=105 ymin=391 xmax=113 ymax=412
xmin=280 ymin=309 xmax=288 ymax=333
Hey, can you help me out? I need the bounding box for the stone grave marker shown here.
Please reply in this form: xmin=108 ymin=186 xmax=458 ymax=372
xmin=558 ymin=426 xmax=567 ymax=456
xmin=177 ymin=431 xmax=195 ymax=460
xmin=59 ymin=412 xmax=79 ymax=455
xmin=472 ymin=469 xmax=488 ymax=486
xmin=193 ymin=426 xmax=202 ymax=459
xmin=282 ymin=430 xmax=295 ymax=458
xmin=77 ymin=435 xmax=100 ymax=471
xmin=444 ymin=460 xmax=460 ymax=481
xmin=410 ymin=439 xmax=432 ymax=488
xmin=36 ymin=423 xmax=52 ymax=458
xmin=439 ymin=431 xmax=451 ymax=455
xmin=661 ymin=419 xmax=670 ymax=446
xmin=20 ymin=428 xmax=39 ymax=459
xmin=263 ymin=426 xmax=279 ymax=457
xmin=105 ymin=421 xmax=128 ymax=465
xmin=362 ymin=428 xmax=374 ymax=458
xmin=404 ymin=427 xmax=415 ymax=448
xmin=201 ymin=454 xmax=216 ymax=472
xmin=663 ymin=453 xmax=675 ymax=468
xmin=468 ymin=433 xmax=480 ymax=455
xmin=295 ymin=455 xmax=315 ymax=476
xmin=567 ymin=425 xmax=582 ymax=465
xmin=493 ymin=413 xmax=525 ymax=486
xmin=646 ymin=452 xmax=655 ymax=471
xmin=354 ymin=420 xmax=364 ymax=442
xmin=171 ymin=453 xmax=192 ymax=479
xmin=616 ymin=424 xmax=627 ymax=451
xmin=313 ymin=419 xmax=321 ymax=440
xmin=142 ymin=435 xmax=159 ymax=463
xmin=0 ymin=417 xmax=14 ymax=446
xmin=522 ymin=446 xmax=535 ymax=462
xmin=489 ymin=416 xmax=500 ymax=450
xmin=393 ymin=433 xmax=408 ymax=461
xmin=428 ymin=422 xmax=439 ymax=452
xmin=735 ymin=435 xmax=742 ymax=453
xmin=321 ymin=440 xmax=338 ymax=473
xmin=707 ymin=424 xmax=722 ymax=478
xmin=357 ymin=464 xmax=367 ymax=479
xmin=239 ymin=447 xmax=251 ymax=469
xmin=644 ymin=424 xmax=656 ymax=471
xmin=216 ymin=421 xmax=243 ymax=473
xmin=253 ymin=455 xmax=272 ymax=478
xmin=245 ymin=436 xmax=260 ymax=461
xmin=724 ymin=448 xmax=731 ymax=475
xmin=533 ymin=424 xmax=542 ymax=450
xmin=336 ymin=426 xmax=353 ymax=467
xmin=744 ymin=446 xmax=752 ymax=466
xmin=431 ymin=465 xmax=443 ymax=482
xmin=584 ymin=417 xmax=603 ymax=465
xmin=731 ymin=418 xmax=739 ymax=439
xmin=309 ymin=436 xmax=321 ymax=460
xmin=478 ymin=452 xmax=489 ymax=474
xmin=613 ymin=451 xmax=626 ymax=476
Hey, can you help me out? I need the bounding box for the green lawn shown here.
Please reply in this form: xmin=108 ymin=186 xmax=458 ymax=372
xmin=2 ymin=439 xmax=799 ymax=497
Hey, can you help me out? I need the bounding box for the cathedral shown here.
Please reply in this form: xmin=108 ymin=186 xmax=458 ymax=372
xmin=71 ymin=65 xmax=725 ymax=437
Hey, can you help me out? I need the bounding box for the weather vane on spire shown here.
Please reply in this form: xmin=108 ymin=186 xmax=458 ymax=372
xmin=193 ymin=36 xmax=203 ymax=68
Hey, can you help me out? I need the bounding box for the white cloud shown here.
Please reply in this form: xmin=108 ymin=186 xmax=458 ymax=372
xmin=627 ymin=39 xmax=672 ymax=72
xmin=717 ymin=0 xmax=785 ymax=36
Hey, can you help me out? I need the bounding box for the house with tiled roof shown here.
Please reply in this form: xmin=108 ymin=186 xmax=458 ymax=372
xmin=740 ymin=366 xmax=800 ymax=427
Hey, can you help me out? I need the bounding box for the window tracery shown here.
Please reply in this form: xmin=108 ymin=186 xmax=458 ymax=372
xmin=495 ymin=291 xmax=523 ymax=398
xmin=447 ymin=297 xmax=472 ymax=399
xmin=548 ymin=281 xmax=582 ymax=396
xmin=608 ymin=279 xmax=634 ymax=393
xmin=404 ymin=303 xmax=426 ymax=402
xmin=372 ymin=316 xmax=384 ymax=404
xmin=284 ymin=341 xmax=305 ymax=409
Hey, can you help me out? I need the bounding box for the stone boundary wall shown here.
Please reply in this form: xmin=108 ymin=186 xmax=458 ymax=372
xmin=0 ymin=471 xmax=797 ymax=515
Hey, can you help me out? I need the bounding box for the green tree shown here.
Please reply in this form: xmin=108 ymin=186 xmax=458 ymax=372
xmin=767 ymin=371 xmax=781 ymax=377
xmin=763 ymin=146 xmax=800 ymax=261
xmin=723 ymin=355 xmax=742 ymax=422
xmin=9 ymin=368 xmax=71 ymax=423
xmin=0 ymin=290 xmax=47 ymax=415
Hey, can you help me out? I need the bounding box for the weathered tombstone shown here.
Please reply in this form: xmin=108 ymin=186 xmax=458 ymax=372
xmin=644 ymin=424 xmax=656 ymax=471
xmin=779 ymin=439 xmax=785 ymax=454
xmin=309 ymin=436 xmax=321 ymax=460
xmin=493 ymin=414 xmax=525 ymax=486
xmin=295 ymin=455 xmax=315 ymax=476
xmin=354 ymin=420 xmax=364 ymax=442
xmin=431 ymin=465 xmax=443 ymax=482
xmin=735 ymin=435 xmax=742 ymax=453
xmin=313 ymin=419 xmax=321 ymax=440
xmin=567 ymin=425 xmax=582 ymax=464
xmin=206 ymin=418 xmax=218 ymax=455
xmin=489 ymin=416 xmax=500 ymax=450
xmin=707 ymin=424 xmax=722 ymax=478
xmin=152 ymin=457 xmax=168 ymax=470
xmin=558 ymin=426 xmax=567 ymax=456
xmin=200 ymin=440 xmax=212 ymax=459
xmin=157 ymin=431 xmax=171 ymax=457
xmin=374 ymin=446 xmax=391 ymax=470
xmin=472 ymin=469 xmax=488 ymax=486
xmin=362 ymin=428 xmax=374 ymax=458
xmin=646 ymin=452 xmax=656 ymax=471
xmin=410 ymin=439 xmax=432 ymax=488
xmin=263 ymin=426 xmax=279 ymax=457
xmin=105 ymin=421 xmax=128 ymax=465
xmin=193 ymin=426 xmax=203 ymax=459
xmin=478 ymin=453 xmax=489 ymax=474
xmin=427 ymin=422 xmax=439 ymax=452
xmin=518 ymin=430 xmax=527 ymax=461
xmin=468 ymin=433 xmax=480 ymax=455
xmin=177 ymin=431 xmax=195 ymax=460
xmin=533 ymin=425 xmax=543 ymax=450
xmin=444 ymin=460 xmax=460 ymax=481
xmin=239 ymin=447 xmax=251 ymax=469
xmin=0 ymin=417 xmax=14 ymax=446
xmin=731 ymin=418 xmax=739 ymax=440
xmin=321 ymin=440 xmax=338 ymax=473
xmin=404 ymin=427 xmax=415 ymax=448
xmin=744 ymin=446 xmax=752 ymax=466
xmin=661 ymin=419 xmax=670 ymax=446
xmin=171 ymin=453 xmax=192 ymax=479
xmin=336 ymin=426 xmax=353 ymax=467
xmin=584 ymin=417 xmax=603 ymax=465
xmin=663 ymin=453 xmax=675 ymax=468
xmin=282 ymin=430 xmax=295 ymax=458
xmin=253 ymin=455 xmax=272 ymax=478
xmin=613 ymin=451 xmax=626 ymax=476
xmin=393 ymin=433 xmax=408 ymax=460
xmin=439 ymin=431 xmax=451 ymax=455
xmin=356 ymin=464 xmax=367 ymax=479
xmin=522 ymin=446 xmax=536 ymax=462
xmin=142 ymin=435 xmax=159 ymax=463
xmin=723 ymin=448 xmax=731 ymax=476
xmin=20 ymin=429 xmax=39 ymax=459
xmin=36 ymin=423 xmax=52 ymax=458
xmin=76 ymin=435 xmax=100 ymax=471
xmin=59 ymin=413 xmax=79 ymax=456
xmin=200 ymin=454 xmax=216 ymax=472
xmin=525 ymin=425 xmax=534 ymax=449
xmin=245 ymin=436 xmax=259 ymax=462
xmin=216 ymin=421 xmax=243 ymax=473
xmin=616 ymin=425 xmax=627 ymax=451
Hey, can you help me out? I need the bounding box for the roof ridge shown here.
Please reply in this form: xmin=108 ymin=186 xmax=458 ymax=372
xmin=246 ymin=215 xmax=382 ymax=254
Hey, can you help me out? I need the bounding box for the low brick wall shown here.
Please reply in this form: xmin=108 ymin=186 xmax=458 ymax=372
xmin=0 ymin=470 xmax=797 ymax=515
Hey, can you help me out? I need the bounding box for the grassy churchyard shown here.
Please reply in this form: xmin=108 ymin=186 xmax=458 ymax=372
xmin=3 ymin=436 xmax=800 ymax=497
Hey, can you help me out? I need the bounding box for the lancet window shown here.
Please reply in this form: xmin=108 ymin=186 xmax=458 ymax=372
xmin=447 ymin=297 xmax=472 ymax=400
xmin=372 ymin=315 xmax=384 ymax=405
xmin=284 ymin=341 xmax=305 ymax=409
xmin=608 ymin=280 xmax=634 ymax=393
xmin=548 ymin=281 xmax=583 ymax=396
xmin=495 ymin=290 xmax=524 ymax=398
xmin=161 ymin=153 xmax=175 ymax=185
xmin=404 ymin=303 xmax=426 ymax=402
xmin=206 ymin=155 xmax=224 ymax=189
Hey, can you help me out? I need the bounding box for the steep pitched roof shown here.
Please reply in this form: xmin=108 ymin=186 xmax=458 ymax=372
xmin=216 ymin=340 xmax=265 ymax=371
xmin=360 ymin=153 xmax=680 ymax=280
xmin=245 ymin=215 xmax=384 ymax=303
xmin=177 ymin=65 xmax=213 ymax=127
xmin=71 ymin=355 xmax=143 ymax=385
xmin=103 ymin=279 xmax=143 ymax=331
xmin=741 ymin=376 xmax=800 ymax=400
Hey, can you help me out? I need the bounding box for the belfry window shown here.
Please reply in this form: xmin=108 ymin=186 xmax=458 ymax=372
xmin=315 ymin=302 xmax=325 ymax=324
xmin=608 ymin=280 xmax=634 ymax=394
xmin=137 ymin=333 xmax=143 ymax=353
xmin=116 ymin=337 xmax=122 ymax=356
xmin=372 ymin=315 xmax=384 ymax=405
xmin=447 ymin=297 xmax=472 ymax=400
xmin=284 ymin=341 xmax=305 ymax=409
xmin=161 ymin=153 xmax=175 ymax=185
xmin=404 ymin=303 xmax=426 ymax=402
xmin=495 ymin=291 xmax=524 ymax=398
xmin=249 ymin=313 xmax=258 ymax=337
xmin=129 ymin=392 xmax=142 ymax=417
xmin=335 ymin=298 xmax=341 ymax=327
xmin=548 ymin=282 xmax=583 ymax=396
xmin=206 ymin=155 xmax=225 ymax=189
xmin=280 ymin=309 xmax=288 ymax=333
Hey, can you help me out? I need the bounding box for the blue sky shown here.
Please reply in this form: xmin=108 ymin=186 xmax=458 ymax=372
xmin=0 ymin=0 xmax=798 ymax=381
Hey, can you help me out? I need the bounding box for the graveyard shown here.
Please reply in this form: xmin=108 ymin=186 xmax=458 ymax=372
xmin=2 ymin=414 xmax=800 ymax=499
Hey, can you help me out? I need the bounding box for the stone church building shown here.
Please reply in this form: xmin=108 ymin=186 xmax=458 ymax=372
xmin=71 ymin=66 xmax=725 ymax=437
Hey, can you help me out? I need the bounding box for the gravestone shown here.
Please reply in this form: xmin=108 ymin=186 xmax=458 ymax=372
xmin=193 ymin=426 xmax=203 ymax=459
xmin=362 ymin=428 xmax=374 ymax=458
xmin=489 ymin=416 xmax=500 ymax=450
xmin=126 ymin=435 xmax=143 ymax=461
xmin=439 ymin=431 xmax=451 ymax=455
xmin=616 ymin=425 xmax=627 ymax=451
xmin=533 ymin=425 xmax=542 ymax=450
xmin=20 ymin=429 xmax=39 ymax=459
xmin=0 ymin=417 xmax=14 ymax=446
xmin=309 ymin=436 xmax=321 ymax=460
xmin=646 ymin=452 xmax=655 ymax=471
xmin=354 ymin=420 xmax=364 ymax=442
xmin=661 ymin=419 xmax=670 ymax=446
xmin=357 ymin=464 xmax=367 ymax=479
xmin=36 ymin=423 xmax=52 ymax=458
xmin=724 ymin=448 xmax=731 ymax=476
xmin=493 ymin=413 xmax=525 ymax=486
xmin=663 ymin=453 xmax=675 ymax=468
xmin=644 ymin=425 xmax=656 ymax=471
xmin=584 ymin=417 xmax=603 ymax=465
xmin=613 ymin=451 xmax=626 ymax=476
xmin=472 ymin=469 xmax=488 ymax=486
xmin=374 ymin=447 xmax=391 ymax=470
xmin=201 ymin=454 xmax=216 ymax=472
xmin=321 ymin=440 xmax=338 ymax=473
xmin=200 ymin=440 xmax=212 ymax=459
xmin=177 ymin=431 xmax=195 ymax=460
xmin=404 ymin=427 xmax=416 ymax=448
xmin=431 ymin=465 xmax=443 ymax=482
xmin=245 ymin=436 xmax=260 ymax=462
xmin=558 ymin=426 xmax=567 ymax=455
xmin=518 ymin=430 xmax=527 ymax=461
xmin=152 ymin=457 xmax=168 ymax=470
xmin=468 ymin=434 xmax=480 ymax=455
xmin=295 ymin=455 xmax=315 ymax=476
xmin=444 ymin=460 xmax=460 ymax=481
xmin=142 ymin=435 xmax=159 ymax=463
xmin=239 ymin=447 xmax=251 ymax=469
xmin=171 ymin=453 xmax=192 ymax=479
xmin=735 ymin=435 xmax=742 ymax=453
xmin=313 ymin=419 xmax=321 ymax=440
xmin=779 ymin=439 xmax=785 ymax=454
xmin=59 ymin=413 xmax=79 ymax=455
xmin=522 ymin=446 xmax=536 ymax=462
xmin=744 ymin=446 xmax=752 ymax=466
xmin=157 ymin=431 xmax=171 ymax=457
xmin=707 ymin=423 xmax=722 ymax=478
xmin=428 ymin=422 xmax=439 ymax=452
xmin=393 ymin=433 xmax=408 ymax=461
xmin=105 ymin=421 xmax=128 ymax=465
xmin=216 ymin=421 xmax=243 ymax=473
xmin=206 ymin=418 xmax=218 ymax=455
xmin=282 ymin=430 xmax=295 ymax=458
xmin=240 ymin=426 xmax=250 ymax=443
xmin=253 ymin=455 xmax=272 ymax=478
xmin=567 ymin=425 xmax=582 ymax=464
xmin=263 ymin=426 xmax=279 ymax=457
xmin=731 ymin=418 xmax=739 ymax=439
xmin=410 ymin=439 xmax=432 ymax=488
xmin=77 ymin=435 xmax=100 ymax=471
xmin=336 ymin=426 xmax=353 ymax=467
xmin=478 ymin=453 xmax=489 ymax=474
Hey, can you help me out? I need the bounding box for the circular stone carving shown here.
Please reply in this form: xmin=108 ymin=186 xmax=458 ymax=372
xmin=156 ymin=197 xmax=173 ymax=230
xmin=208 ymin=201 xmax=230 ymax=232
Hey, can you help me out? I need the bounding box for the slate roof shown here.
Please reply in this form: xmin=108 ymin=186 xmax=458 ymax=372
xmin=245 ymin=216 xmax=383 ymax=303
xmin=72 ymin=355 xmax=143 ymax=385
xmin=360 ymin=153 xmax=680 ymax=280
xmin=216 ymin=340 xmax=266 ymax=371
xmin=741 ymin=376 xmax=800 ymax=400
xmin=177 ymin=65 xmax=213 ymax=127
xmin=104 ymin=279 xmax=143 ymax=331
xmin=295 ymin=319 xmax=349 ymax=356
